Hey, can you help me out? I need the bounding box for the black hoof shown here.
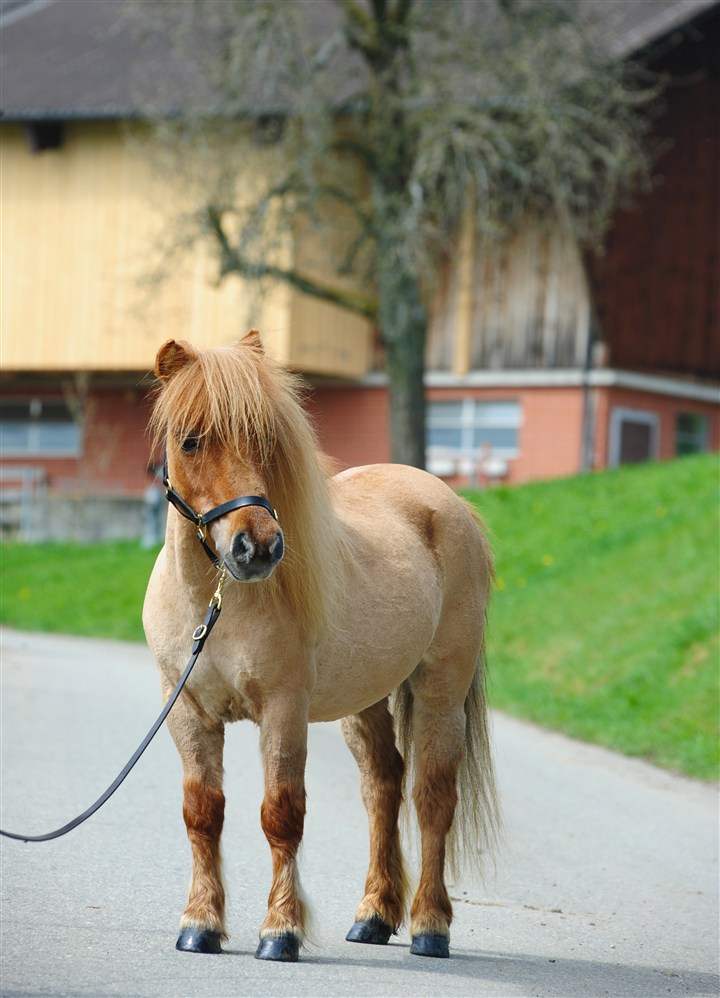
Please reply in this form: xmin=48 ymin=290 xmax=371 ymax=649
xmin=255 ymin=933 xmax=300 ymax=962
xmin=175 ymin=927 xmax=223 ymax=954
xmin=410 ymin=933 xmax=450 ymax=958
xmin=346 ymin=915 xmax=393 ymax=945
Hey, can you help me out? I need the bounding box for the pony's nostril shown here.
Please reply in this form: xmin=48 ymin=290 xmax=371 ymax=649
xmin=232 ymin=532 xmax=254 ymax=564
xmin=269 ymin=532 xmax=285 ymax=563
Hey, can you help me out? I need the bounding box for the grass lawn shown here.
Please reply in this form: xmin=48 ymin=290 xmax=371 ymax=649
xmin=464 ymin=452 xmax=719 ymax=781
xmin=1 ymin=453 xmax=718 ymax=779
xmin=0 ymin=541 xmax=158 ymax=642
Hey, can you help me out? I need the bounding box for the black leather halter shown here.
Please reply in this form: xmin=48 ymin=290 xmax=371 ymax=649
xmin=162 ymin=451 xmax=278 ymax=568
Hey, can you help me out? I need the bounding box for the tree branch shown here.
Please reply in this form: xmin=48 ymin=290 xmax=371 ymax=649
xmin=206 ymin=206 xmax=378 ymax=321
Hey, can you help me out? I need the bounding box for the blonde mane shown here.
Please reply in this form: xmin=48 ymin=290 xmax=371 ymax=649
xmin=150 ymin=340 xmax=349 ymax=636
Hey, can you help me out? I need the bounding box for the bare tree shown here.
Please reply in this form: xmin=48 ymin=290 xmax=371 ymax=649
xmin=136 ymin=0 xmax=659 ymax=467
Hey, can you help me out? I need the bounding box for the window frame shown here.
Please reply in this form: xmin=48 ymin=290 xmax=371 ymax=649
xmin=426 ymin=398 xmax=521 ymax=478
xmin=675 ymin=411 xmax=709 ymax=457
xmin=0 ymin=397 xmax=82 ymax=458
xmin=608 ymin=406 xmax=659 ymax=468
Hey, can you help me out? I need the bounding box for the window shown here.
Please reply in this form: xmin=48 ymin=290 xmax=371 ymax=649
xmin=0 ymin=398 xmax=81 ymax=457
xmin=676 ymin=413 xmax=709 ymax=456
xmin=608 ymin=407 xmax=659 ymax=467
xmin=427 ymin=399 xmax=521 ymax=477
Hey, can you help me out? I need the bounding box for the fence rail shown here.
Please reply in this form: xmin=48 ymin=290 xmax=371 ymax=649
xmin=0 ymin=466 xmax=48 ymax=540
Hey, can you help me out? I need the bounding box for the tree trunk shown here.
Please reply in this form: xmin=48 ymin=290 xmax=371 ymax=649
xmin=377 ymin=259 xmax=428 ymax=469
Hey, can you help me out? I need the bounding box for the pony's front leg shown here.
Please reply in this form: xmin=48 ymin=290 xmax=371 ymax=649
xmin=255 ymin=695 xmax=309 ymax=962
xmin=164 ymin=684 xmax=227 ymax=954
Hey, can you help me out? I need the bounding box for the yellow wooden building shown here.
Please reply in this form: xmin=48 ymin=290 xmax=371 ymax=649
xmin=0 ymin=119 xmax=373 ymax=378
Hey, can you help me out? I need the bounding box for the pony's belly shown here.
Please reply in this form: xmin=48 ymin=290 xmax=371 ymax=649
xmin=307 ymin=470 xmax=456 ymax=721
xmin=307 ymin=665 xmax=416 ymax=722
xmin=308 ymin=599 xmax=438 ymax=722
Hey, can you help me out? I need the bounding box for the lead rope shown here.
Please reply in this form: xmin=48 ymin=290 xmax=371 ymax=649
xmin=0 ymin=568 xmax=228 ymax=843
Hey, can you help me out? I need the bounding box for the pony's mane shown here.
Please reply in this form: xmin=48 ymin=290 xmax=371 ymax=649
xmin=150 ymin=341 xmax=349 ymax=636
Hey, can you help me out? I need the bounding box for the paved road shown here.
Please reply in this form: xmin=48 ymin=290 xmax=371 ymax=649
xmin=0 ymin=628 xmax=717 ymax=998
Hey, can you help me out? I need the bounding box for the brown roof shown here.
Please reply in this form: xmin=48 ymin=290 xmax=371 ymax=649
xmin=1 ymin=0 xmax=717 ymax=121
xmin=0 ymin=0 xmax=203 ymax=119
xmin=604 ymin=0 xmax=719 ymax=54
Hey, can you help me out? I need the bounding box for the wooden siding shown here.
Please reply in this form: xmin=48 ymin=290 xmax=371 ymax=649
xmin=587 ymin=15 xmax=720 ymax=381
xmin=0 ymin=122 xmax=372 ymax=378
xmin=427 ymin=221 xmax=591 ymax=374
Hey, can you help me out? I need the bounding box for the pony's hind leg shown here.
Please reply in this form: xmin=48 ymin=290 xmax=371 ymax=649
xmin=342 ymin=699 xmax=408 ymax=945
xmin=164 ymin=683 xmax=227 ymax=954
xmin=408 ymin=665 xmax=468 ymax=959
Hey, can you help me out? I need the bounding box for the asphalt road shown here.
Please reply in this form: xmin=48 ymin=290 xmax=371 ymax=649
xmin=0 ymin=627 xmax=718 ymax=998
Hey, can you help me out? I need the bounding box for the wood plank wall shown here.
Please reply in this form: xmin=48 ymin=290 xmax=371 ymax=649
xmin=1 ymin=122 xmax=372 ymax=378
xmin=587 ymin=57 xmax=720 ymax=381
xmin=427 ymin=221 xmax=591 ymax=373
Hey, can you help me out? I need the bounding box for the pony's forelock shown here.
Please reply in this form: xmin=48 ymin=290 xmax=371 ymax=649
xmin=150 ymin=345 xmax=286 ymax=464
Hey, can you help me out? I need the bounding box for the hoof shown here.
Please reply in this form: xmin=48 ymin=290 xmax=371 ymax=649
xmin=346 ymin=915 xmax=393 ymax=945
xmin=255 ymin=932 xmax=300 ymax=962
xmin=175 ymin=927 xmax=223 ymax=954
xmin=410 ymin=933 xmax=450 ymax=958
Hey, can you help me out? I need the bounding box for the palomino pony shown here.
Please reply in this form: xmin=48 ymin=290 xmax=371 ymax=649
xmin=143 ymin=332 xmax=499 ymax=962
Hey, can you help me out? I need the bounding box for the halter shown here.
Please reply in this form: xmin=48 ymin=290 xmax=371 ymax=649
xmin=162 ymin=451 xmax=278 ymax=568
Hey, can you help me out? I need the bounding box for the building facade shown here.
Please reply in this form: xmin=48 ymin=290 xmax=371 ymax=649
xmin=1 ymin=0 xmax=718 ymax=538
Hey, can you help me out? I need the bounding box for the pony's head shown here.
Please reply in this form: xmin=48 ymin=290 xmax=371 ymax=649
xmin=152 ymin=332 xmax=285 ymax=583
xmin=150 ymin=332 xmax=346 ymax=635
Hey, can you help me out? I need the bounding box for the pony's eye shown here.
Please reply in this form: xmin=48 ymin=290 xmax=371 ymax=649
xmin=180 ymin=433 xmax=201 ymax=454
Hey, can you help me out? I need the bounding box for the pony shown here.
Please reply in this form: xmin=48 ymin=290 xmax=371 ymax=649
xmin=143 ymin=331 xmax=499 ymax=962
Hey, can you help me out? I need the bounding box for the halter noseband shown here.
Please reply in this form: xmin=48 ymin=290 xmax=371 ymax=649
xmin=162 ymin=451 xmax=278 ymax=568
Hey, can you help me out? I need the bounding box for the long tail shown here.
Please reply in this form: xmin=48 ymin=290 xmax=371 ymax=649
xmin=392 ymin=643 xmax=501 ymax=882
xmin=451 ymin=645 xmax=502 ymax=880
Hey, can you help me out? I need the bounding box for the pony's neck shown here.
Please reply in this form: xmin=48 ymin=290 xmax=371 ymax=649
xmin=164 ymin=511 xmax=225 ymax=602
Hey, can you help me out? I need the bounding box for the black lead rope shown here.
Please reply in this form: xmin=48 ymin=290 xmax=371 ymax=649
xmin=1 ymin=453 xmax=280 ymax=844
xmin=0 ymin=574 xmax=226 ymax=843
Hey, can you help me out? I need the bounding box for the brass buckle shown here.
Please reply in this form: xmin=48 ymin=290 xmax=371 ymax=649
xmin=210 ymin=567 xmax=227 ymax=610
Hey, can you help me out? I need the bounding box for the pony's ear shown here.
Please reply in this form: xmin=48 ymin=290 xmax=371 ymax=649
xmin=155 ymin=340 xmax=196 ymax=381
xmin=241 ymin=329 xmax=265 ymax=354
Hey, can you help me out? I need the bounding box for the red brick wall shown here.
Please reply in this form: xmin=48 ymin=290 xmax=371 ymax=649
xmin=80 ymin=388 xmax=156 ymax=494
xmin=4 ymin=380 xmax=715 ymax=497
xmin=305 ymin=385 xmax=391 ymax=471
xmin=512 ymin=388 xmax=584 ymax=483
xmin=308 ymin=383 xmax=586 ymax=485
xmin=598 ymin=387 xmax=720 ymax=466
xmin=1 ymin=386 xmax=155 ymax=495
xmin=308 ymin=382 xmax=719 ymax=485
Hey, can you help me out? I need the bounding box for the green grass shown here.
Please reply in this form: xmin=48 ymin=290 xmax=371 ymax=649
xmin=1 ymin=454 xmax=718 ymax=779
xmin=463 ymin=452 xmax=719 ymax=781
xmin=0 ymin=541 xmax=160 ymax=642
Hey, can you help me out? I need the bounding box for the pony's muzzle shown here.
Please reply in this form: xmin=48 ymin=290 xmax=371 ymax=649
xmin=226 ymin=527 xmax=284 ymax=582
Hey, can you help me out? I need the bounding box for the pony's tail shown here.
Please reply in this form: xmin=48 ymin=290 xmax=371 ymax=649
xmin=451 ymin=645 xmax=502 ymax=881
xmin=393 ymin=644 xmax=501 ymax=883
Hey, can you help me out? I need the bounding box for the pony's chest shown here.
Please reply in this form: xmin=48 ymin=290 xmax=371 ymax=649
xmin=174 ymin=652 xmax=265 ymax=724
xmin=157 ymin=608 xmax=309 ymax=725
